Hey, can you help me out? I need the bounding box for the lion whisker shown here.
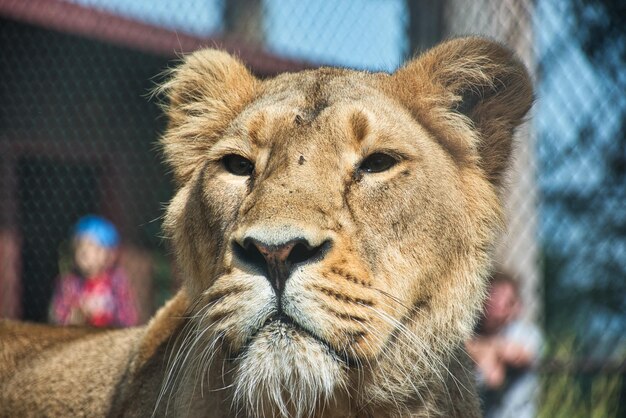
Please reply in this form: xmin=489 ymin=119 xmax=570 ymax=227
xmin=366 ymin=297 xmax=475 ymax=397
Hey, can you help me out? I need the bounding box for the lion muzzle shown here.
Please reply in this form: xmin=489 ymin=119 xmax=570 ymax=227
xmin=232 ymin=233 xmax=332 ymax=296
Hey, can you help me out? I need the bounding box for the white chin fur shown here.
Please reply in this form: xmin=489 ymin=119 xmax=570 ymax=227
xmin=233 ymin=322 xmax=345 ymax=418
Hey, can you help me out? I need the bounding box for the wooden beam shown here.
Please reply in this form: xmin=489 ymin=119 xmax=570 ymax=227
xmin=407 ymin=0 xmax=445 ymax=56
xmin=0 ymin=0 xmax=311 ymax=76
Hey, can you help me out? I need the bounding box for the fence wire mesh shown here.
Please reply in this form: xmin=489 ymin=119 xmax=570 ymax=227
xmin=0 ymin=0 xmax=624 ymax=416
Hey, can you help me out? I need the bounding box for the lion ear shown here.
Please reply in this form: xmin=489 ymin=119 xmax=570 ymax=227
xmin=159 ymin=49 xmax=258 ymax=184
xmin=386 ymin=37 xmax=533 ymax=186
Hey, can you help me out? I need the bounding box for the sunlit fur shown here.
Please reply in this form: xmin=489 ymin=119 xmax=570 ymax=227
xmin=0 ymin=37 xmax=532 ymax=418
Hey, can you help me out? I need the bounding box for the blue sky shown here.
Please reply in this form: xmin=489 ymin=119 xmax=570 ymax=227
xmin=67 ymin=0 xmax=408 ymax=71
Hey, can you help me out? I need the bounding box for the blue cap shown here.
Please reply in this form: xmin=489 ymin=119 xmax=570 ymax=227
xmin=73 ymin=215 xmax=120 ymax=248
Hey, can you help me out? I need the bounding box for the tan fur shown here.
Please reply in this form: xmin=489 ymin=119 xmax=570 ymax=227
xmin=0 ymin=37 xmax=532 ymax=417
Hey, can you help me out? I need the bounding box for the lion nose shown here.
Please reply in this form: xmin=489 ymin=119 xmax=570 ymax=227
xmin=233 ymin=237 xmax=330 ymax=296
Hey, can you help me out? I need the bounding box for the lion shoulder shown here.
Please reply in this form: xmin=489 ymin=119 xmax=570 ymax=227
xmin=0 ymin=320 xmax=142 ymax=415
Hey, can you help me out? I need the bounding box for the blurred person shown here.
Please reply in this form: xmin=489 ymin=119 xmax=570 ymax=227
xmin=466 ymin=272 xmax=543 ymax=418
xmin=49 ymin=215 xmax=138 ymax=327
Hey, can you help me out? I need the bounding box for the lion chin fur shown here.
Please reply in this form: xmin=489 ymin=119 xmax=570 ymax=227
xmin=0 ymin=37 xmax=532 ymax=418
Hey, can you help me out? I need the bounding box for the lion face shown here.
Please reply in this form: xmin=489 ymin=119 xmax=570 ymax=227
xmin=160 ymin=38 xmax=532 ymax=417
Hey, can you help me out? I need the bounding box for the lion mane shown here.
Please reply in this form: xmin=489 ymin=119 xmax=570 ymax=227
xmin=0 ymin=37 xmax=532 ymax=418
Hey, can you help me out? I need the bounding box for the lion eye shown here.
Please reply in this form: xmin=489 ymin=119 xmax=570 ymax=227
xmin=359 ymin=153 xmax=398 ymax=173
xmin=222 ymin=154 xmax=254 ymax=176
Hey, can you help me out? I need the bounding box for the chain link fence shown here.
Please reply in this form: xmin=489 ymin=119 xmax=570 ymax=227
xmin=0 ymin=0 xmax=624 ymax=415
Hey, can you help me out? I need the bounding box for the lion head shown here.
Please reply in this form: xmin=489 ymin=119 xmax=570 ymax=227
xmin=158 ymin=37 xmax=532 ymax=417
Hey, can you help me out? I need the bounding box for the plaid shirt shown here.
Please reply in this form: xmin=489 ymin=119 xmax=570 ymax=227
xmin=50 ymin=267 xmax=138 ymax=327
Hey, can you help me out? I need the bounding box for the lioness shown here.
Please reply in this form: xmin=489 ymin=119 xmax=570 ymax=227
xmin=0 ymin=37 xmax=532 ymax=417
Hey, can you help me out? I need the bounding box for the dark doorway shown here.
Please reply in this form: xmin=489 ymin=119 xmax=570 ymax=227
xmin=18 ymin=157 xmax=99 ymax=322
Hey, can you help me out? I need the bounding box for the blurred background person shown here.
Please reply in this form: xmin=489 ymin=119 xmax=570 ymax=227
xmin=466 ymin=272 xmax=543 ymax=418
xmin=49 ymin=215 xmax=138 ymax=327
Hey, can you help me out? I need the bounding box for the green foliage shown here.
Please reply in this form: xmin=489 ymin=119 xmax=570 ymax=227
xmin=538 ymin=339 xmax=623 ymax=418
xmin=539 ymin=372 xmax=621 ymax=418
